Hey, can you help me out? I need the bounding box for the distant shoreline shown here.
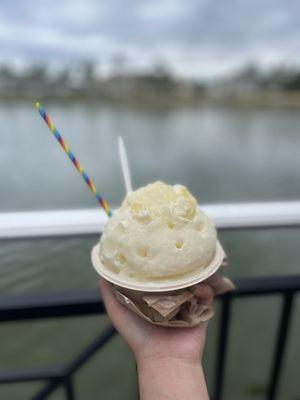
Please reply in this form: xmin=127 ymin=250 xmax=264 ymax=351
xmin=1 ymin=91 xmax=300 ymax=109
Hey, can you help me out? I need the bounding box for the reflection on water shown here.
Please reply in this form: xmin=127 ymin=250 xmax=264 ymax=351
xmin=0 ymin=101 xmax=299 ymax=399
xmin=1 ymin=101 xmax=300 ymax=212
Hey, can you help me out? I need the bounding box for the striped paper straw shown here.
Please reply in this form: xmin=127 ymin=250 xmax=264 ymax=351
xmin=35 ymin=102 xmax=112 ymax=217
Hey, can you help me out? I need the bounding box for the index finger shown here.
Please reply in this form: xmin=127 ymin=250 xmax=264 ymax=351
xmin=194 ymin=283 xmax=214 ymax=305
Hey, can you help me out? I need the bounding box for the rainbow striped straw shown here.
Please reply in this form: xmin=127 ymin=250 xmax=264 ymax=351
xmin=35 ymin=102 xmax=112 ymax=217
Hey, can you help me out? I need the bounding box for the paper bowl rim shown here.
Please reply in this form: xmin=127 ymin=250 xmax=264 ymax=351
xmin=91 ymin=241 xmax=225 ymax=292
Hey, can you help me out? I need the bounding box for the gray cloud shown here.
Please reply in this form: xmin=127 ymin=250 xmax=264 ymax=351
xmin=0 ymin=0 xmax=299 ymax=78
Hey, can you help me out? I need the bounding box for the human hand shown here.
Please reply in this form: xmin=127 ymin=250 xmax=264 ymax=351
xmin=99 ymin=278 xmax=214 ymax=366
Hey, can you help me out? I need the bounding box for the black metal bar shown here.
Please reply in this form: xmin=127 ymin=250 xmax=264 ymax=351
xmin=213 ymin=294 xmax=232 ymax=400
xmin=65 ymin=326 xmax=116 ymax=376
xmin=267 ymin=293 xmax=294 ymax=400
xmin=232 ymin=275 xmax=300 ymax=297
xmin=0 ymin=289 xmax=105 ymax=322
xmin=64 ymin=378 xmax=75 ymax=400
xmin=0 ymin=276 xmax=299 ymax=323
xmin=31 ymin=379 xmax=61 ymax=400
xmin=0 ymin=366 xmax=64 ymax=384
xmin=31 ymin=326 xmax=116 ymax=400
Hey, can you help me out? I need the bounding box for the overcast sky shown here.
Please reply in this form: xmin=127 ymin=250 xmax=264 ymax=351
xmin=0 ymin=0 xmax=299 ymax=79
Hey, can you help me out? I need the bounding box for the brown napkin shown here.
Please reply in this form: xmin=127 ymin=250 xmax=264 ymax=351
xmin=113 ymin=272 xmax=235 ymax=328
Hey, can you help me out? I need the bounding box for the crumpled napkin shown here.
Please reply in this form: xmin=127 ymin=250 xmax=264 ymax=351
xmin=114 ymin=271 xmax=235 ymax=328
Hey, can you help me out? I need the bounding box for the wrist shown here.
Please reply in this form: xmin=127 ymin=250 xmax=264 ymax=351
xmin=137 ymin=354 xmax=202 ymax=370
xmin=137 ymin=357 xmax=209 ymax=400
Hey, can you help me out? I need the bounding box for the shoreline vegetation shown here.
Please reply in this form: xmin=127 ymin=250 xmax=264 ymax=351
xmin=1 ymin=61 xmax=300 ymax=108
xmin=2 ymin=91 xmax=300 ymax=109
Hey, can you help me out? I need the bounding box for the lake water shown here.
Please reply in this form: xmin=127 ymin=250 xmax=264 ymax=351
xmin=0 ymin=100 xmax=299 ymax=399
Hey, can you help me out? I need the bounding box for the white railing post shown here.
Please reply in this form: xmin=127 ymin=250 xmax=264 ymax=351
xmin=1 ymin=202 xmax=300 ymax=239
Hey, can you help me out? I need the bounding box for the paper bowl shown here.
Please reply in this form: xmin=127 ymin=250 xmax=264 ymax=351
xmin=91 ymin=241 xmax=225 ymax=292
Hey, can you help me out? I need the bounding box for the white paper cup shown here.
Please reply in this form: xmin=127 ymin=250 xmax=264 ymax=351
xmin=91 ymin=241 xmax=225 ymax=292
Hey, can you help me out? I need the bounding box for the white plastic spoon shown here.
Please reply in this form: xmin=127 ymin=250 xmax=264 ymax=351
xmin=118 ymin=136 xmax=133 ymax=193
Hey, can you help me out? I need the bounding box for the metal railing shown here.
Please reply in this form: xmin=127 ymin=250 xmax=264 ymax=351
xmin=1 ymin=201 xmax=300 ymax=239
xmin=0 ymin=203 xmax=300 ymax=400
xmin=0 ymin=277 xmax=299 ymax=400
